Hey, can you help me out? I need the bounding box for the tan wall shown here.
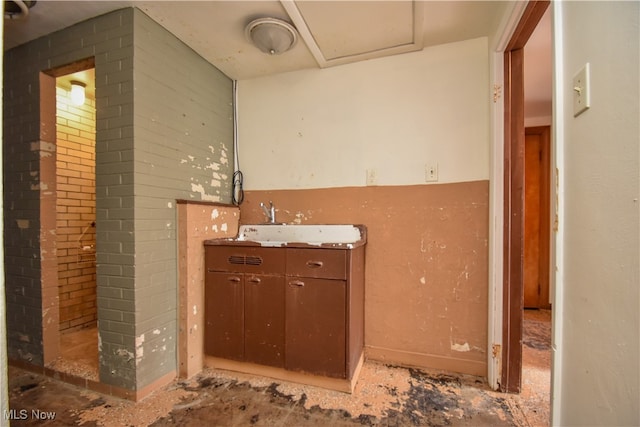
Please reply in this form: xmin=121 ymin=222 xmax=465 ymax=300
xmin=56 ymin=85 xmax=96 ymax=332
xmin=177 ymin=201 xmax=239 ymax=378
xmin=240 ymin=181 xmax=489 ymax=376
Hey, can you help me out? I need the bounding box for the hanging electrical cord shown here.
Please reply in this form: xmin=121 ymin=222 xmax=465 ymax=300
xmin=231 ymin=80 xmax=244 ymax=205
xmin=232 ymin=170 xmax=244 ymax=205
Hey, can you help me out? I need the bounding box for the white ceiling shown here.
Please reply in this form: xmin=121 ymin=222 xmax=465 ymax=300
xmin=4 ymin=1 xmax=510 ymax=80
xmin=4 ymin=1 xmax=551 ymax=118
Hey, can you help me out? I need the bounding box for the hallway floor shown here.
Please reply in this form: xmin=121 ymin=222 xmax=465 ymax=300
xmin=8 ymin=310 xmax=550 ymax=426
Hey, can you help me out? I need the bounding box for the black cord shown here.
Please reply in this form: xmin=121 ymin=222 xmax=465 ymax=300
xmin=232 ymin=170 xmax=244 ymax=205
xmin=231 ymin=80 xmax=244 ymax=206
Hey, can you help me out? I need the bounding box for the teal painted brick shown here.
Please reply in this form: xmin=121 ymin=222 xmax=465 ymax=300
xmin=98 ymin=330 xmax=125 ymax=346
xmin=99 ymin=275 xmax=134 ymax=289
xmin=103 ymin=320 xmax=135 ymax=336
xmin=105 ymin=297 xmax=135 ymax=312
xmin=98 ymin=308 xmax=124 ymax=322
xmin=97 ymin=286 xmax=123 ymax=299
xmin=4 ymin=4 xmax=232 ymax=390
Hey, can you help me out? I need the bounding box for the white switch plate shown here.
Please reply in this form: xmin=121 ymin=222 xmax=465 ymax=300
xmin=425 ymin=163 xmax=438 ymax=182
xmin=573 ymin=63 xmax=590 ymax=117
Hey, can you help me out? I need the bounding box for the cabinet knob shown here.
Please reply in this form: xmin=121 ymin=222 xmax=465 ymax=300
xmin=306 ymin=260 xmax=324 ymax=268
xmin=227 ymin=276 xmax=241 ymax=283
xmin=288 ymin=280 xmax=305 ymax=287
xmin=248 ymin=277 xmax=261 ymax=284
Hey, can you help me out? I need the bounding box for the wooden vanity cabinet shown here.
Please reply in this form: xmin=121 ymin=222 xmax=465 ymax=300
xmin=204 ymin=246 xmax=285 ymax=368
xmin=204 ymin=243 xmax=365 ymax=384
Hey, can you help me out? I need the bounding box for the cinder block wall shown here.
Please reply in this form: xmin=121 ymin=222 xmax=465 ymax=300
xmin=3 ymin=8 xmax=135 ymax=368
xmin=4 ymin=7 xmax=233 ymax=392
xmin=128 ymin=9 xmax=233 ymax=390
xmin=56 ymin=85 xmax=97 ymax=333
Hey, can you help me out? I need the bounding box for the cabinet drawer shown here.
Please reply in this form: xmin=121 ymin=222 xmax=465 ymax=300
xmin=286 ymin=249 xmax=346 ymax=280
xmin=206 ymin=246 xmax=285 ymax=274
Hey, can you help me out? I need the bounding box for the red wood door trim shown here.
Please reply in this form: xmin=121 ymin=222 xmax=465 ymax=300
xmin=501 ymin=0 xmax=550 ymax=393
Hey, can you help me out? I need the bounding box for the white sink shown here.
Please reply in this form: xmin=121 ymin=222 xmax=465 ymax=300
xmin=236 ymin=224 xmax=364 ymax=247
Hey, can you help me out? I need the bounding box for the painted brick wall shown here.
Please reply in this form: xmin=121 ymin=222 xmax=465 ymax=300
xmin=3 ymin=9 xmax=137 ymax=383
xmin=4 ymin=7 xmax=233 ymax=392
xmin=56 ymin=85 xmax=96 ymax=332
xmin=3 ymin=9 xmax=136 ymax=368
xmin=130 ymin=9 xmax=233 ymax=389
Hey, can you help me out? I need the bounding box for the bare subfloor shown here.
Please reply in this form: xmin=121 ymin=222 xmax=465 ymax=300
xmin=8 ymin=310 xmax=550 ymax=426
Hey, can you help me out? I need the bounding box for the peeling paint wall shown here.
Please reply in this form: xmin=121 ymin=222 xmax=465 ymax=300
xmin=3 ymin=7 xmax=233 ymax=393
xmin=237 ymin=37 xmax=490 ymax=376
xmin=240 ymin=184 xmax=489 ymax=375
xmin=130 ymin=9 xmax=233 ymax=390
xmin=177 ymin=202 xmax=239 ymax=378
xmin=238 ymin=38 xmax=489 ymax=190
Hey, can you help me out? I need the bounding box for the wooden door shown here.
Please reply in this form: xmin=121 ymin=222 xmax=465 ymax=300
xmin=524 ymin=126 xmax=551 ymax=308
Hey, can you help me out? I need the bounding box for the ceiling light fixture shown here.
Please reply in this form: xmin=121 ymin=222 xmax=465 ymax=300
xmin=245 ymin=17 xmax=298 ymax=55
xmin=4 ymin=0 xmax=37 ymax=20
xmin=70 ymin=81 xmax=86 ymax=106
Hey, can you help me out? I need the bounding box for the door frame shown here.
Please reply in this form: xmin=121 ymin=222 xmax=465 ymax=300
xmin=501 ymin=1 xmax=550 ymax=393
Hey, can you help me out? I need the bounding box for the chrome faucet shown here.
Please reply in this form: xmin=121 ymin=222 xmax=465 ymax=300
xmin=260 ymin=201 xmax=276 ymax=224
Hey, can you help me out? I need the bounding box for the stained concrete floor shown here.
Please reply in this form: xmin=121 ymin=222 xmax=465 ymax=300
xmin=7 ymin=310 xmax=551 ymax=426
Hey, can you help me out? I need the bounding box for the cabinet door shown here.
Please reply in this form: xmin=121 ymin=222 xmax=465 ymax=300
xmin=204 ymin=271 xmax=244 ymax=361
xmin=286 ymin=277 xmax=346 ymax=378
xmin=244 ymin=275 xmax=285 ymax=368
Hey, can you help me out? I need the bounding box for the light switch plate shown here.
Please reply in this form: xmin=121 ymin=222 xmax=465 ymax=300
xmin=425 ymin=163 xmax=438 ymax=182
xmin=573 ymin=63 xmax=590 ymax=117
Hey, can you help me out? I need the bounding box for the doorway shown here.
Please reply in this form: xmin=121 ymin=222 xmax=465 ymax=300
xmin=502 ymin=0 xmax=551 ymax=394
xmin=524 ymin=126 xmax=551 ymax=310
xmin=42 ymin=62 xmax=99 ymax=381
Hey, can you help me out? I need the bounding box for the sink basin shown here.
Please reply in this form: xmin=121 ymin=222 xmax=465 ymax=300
xmin=235 ymin=224 xmax=365 ymax=247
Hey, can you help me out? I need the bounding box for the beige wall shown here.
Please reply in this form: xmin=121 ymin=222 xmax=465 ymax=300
xmin=553 ymin=1 xmax=639 ymax=424
xmin=240 ymin=182 xmax=489 ymax=375
xmin=56 ymin=84 xmax=97 ymax=332
xmin=237 ymin=37 xmax=491 ymax=376
xmin=238 ymin=37 xmax=489 ymax=190
xmin=177 ymin=201 xmax=239 ymax=379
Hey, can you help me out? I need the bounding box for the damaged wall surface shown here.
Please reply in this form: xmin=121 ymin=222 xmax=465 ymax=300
xmin=241 ymin=183 xmax=489 ymax=375
xmin=3 ymin=7 xmax=234 ymax=393
xmin=126 ymin=8 xmax=233 ymax=392
xmin=238 ymin=37 xmax=490 ymax=375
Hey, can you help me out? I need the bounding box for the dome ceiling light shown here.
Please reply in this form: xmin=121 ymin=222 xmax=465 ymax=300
xmin=4 ymin=0 xmax=37 ymax=19
xmin=245 ymin=17 xmax=298 ymax=55
xmin=70 ymin=81 xmax=86 ymax=106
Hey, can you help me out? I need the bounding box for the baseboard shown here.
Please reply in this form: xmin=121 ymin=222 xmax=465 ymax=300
xmin=9 ymin=358 xmax=176 ymax=402
xmin=365 ymin=346 xmax=487 ymax=377
xmin=204 ymin=353 xmax=364 ymax=394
